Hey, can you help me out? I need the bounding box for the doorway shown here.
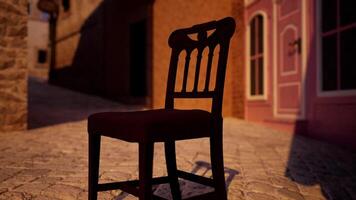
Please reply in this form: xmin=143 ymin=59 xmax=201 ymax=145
xmin=274 ymin=0 xmax=306 ymax=119
xmin=129 ymin=19 xmax=148 ymax=98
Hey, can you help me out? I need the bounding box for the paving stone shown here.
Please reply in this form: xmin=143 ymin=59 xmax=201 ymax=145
xmin=2 ymin=175 xmax=38 ymax=186
xmin=58 ymin=176 xmax=87 ymax=190
xmin=13 ymin=183 xmax=51 ymax=195
xmin=269 ymin=176 xmax=299 ymax=192
xmin=228 ymin=187 xmax=244 ymax=200
xmin=246 ymin=181 xmax=277 ymax=194
xmin=297 ymin=184 xmax=324 ymax=197
xmin=0 ymin=191 xmax=32 ymax=200
xmin=31 ymin=177 xmax=63 ymax=185
xmin=0 ymin=168 xmax=21 ymax=182
xmin=41 ymin=184 xmax=83 ymax=200
xmin=303 ymin=195 xmax=324 ymax=200
xmin=32 ymin=195 xmax=60 ymax=200
xmin=277 ymin=188 xmax=304 ymax=200
xmin=246 ymin=192 xmax=277 ymax=200
xmin=0 ymin=188 xmax=7 ymax=194
xmin=19 ymin=169 xmax=51 ymax=177
xmin=96 ymin=191 xmax=116 ymax=200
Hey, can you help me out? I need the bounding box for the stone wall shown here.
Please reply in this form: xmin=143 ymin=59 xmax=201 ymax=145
xmin=0 ymin=0 xmax=28 ymax=131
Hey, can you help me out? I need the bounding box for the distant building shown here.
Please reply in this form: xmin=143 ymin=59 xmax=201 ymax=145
xmin=28 ymin=0 xmax=49 ymax=79
xmin=52 ymin=0 xmax=356 ymax=149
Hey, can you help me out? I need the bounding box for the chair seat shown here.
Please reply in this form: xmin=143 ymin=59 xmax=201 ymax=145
xmin=88 ymin=109 xmax=214 ymax=142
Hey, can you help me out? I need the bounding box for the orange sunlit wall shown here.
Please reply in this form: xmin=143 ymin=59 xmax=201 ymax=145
xmin=152 ymin=0 xmax=245 ymax=117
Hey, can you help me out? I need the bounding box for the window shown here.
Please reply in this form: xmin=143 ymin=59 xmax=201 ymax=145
xmin=249 ymin=15 xmax=264 ymax=96
xmin=321 ymin=0 xmax=356 ymax=91
xmin=62 ymin=0 xmax=70 ymax=12
xmin=37 ymin=49 xmax=47 ymax=64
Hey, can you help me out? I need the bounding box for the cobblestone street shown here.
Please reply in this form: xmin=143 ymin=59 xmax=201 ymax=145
xmin=0 ymin=78 xmax=355 ymax=200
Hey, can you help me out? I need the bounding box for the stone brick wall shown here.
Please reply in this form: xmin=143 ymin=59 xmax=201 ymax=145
xmin=230 ymin=0 xmax=245 ymax=118
xmin=0 ymin=0 xmax=28 ymax=131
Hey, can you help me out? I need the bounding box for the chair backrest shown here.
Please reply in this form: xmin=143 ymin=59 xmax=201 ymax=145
xmin=165 ymin=17 xmax=236 ymax=116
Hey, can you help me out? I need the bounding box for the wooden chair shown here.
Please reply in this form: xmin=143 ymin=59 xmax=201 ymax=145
xmin=88 ymin=17 xmax=236 ymax=200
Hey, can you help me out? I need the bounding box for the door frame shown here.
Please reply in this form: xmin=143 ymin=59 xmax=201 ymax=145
xmin=272 ymin=0 xmax=307 ymax=120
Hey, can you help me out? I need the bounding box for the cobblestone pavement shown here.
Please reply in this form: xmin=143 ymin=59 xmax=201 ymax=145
xmin=0 ymin=78 xmax=355 ymax=200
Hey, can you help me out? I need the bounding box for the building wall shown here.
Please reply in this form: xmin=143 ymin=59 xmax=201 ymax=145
xmin=231 ymin=0 xmax=246 ymax=118
xmin=0 ymin=0 xmax=28 ymax=131
xmin=152 ymin=0 xmax=244 ymax=116
xmin=243 ymin=0 xmax=311 ymax=133
xmin=28 ymin=0 xmax=49 ymax=79
xmin=306 ymin=0 xmax=356 ymax=149
xmin=244 ymin=0 xmax=277 ymax=127
xmin=56 ymin=0 xmax=102 ymax=68
xmin=53 ymin=0 xmax=246 ymax=113
xmin=53 ymin=0 xmax=105 ymax=94
xmin=54 ymin=0 xmax=152 ymax=103
xmin=28 ymin=20 xmax=49 ymax=79
xmin=241 ymin=0 xmax=356 ymax=150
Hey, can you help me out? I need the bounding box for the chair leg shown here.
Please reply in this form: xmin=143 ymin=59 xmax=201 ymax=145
xmin=88 ymin=134 xmax=101 ymax=200
xmin=164 ymin=141 xmax=182 ymax=200
xmin=210 ymin=124 xmax=227 ymax=200
xmin=139 ymin=142 xmax=154 ymax=200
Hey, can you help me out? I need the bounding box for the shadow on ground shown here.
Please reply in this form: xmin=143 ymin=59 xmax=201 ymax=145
xmin=28 ymin=77 xmax=144 ymax=129
xmin=286 ymin=135 xmax=356 ymax=200
xmin=285 ymin=33 xmax=356 ymax=200
xmin=115 ymin=161 xmax=238 ymax=200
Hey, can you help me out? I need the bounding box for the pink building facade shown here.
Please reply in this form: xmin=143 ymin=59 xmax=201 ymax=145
xmin=244 ymin=0 xmax=356 ymax=149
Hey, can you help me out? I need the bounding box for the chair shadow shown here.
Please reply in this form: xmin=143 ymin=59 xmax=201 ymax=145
xmin=115 ymin=161 xmax=239 ymax=200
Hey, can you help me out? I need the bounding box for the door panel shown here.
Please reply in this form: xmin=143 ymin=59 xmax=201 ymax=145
xmin=276 ymin=0 xmax=303 ymax=117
